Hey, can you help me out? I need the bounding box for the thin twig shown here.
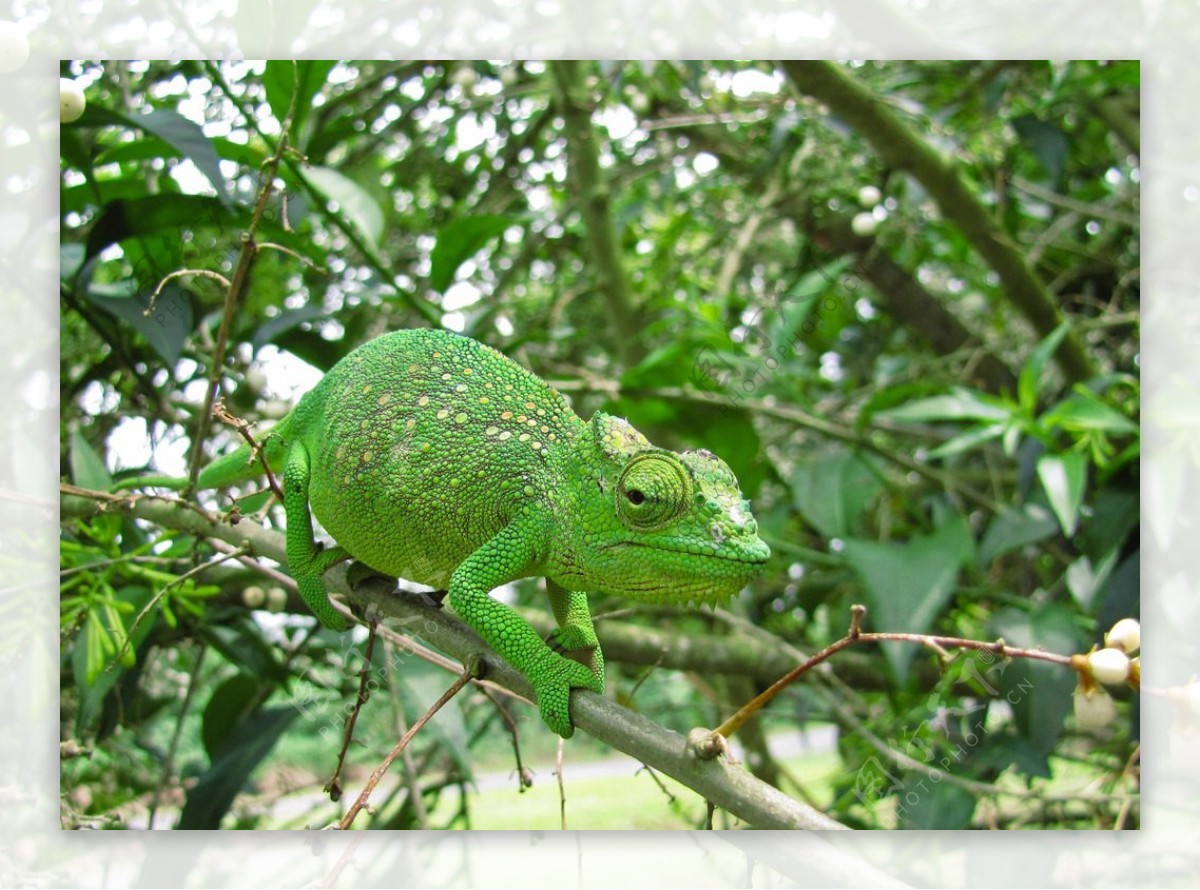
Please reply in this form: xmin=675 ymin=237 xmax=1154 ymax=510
xmin=336 ymin=668 xmax=474 ymax=829
xmin=714 ymin=605 xmax=1074 ymax=739
xmin=147 ymin=643 xmax=206 ymax=829
xmin=184 ymin=64 xmax=301 ymax=495
xmin=326 ymin=618 xmax=380 ymax=802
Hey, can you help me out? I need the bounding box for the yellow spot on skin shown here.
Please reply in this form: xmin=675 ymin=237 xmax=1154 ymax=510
xmin=455 ymin=413 xmax=468 ymax=424
xmin=531 ymin=441 xmax=542 ymax=450
xmin=516 ymin=415 xmax=527 ymax=423
xmin=479 ymin=396 xmax=490 ymax=404
xmin=455 ymin=383 xmax=468 ymax=393
xmin=501 ymin=411 xmax=513 ymax=420
xmin=463 ymin=368 xmax=473 ymax=375
xmin=362 ymin=452 xmax=372 ymax=462
xmin=437 ymin=409 xmax=450 ymax=420
xmin=525 ymin=402 xmax=536 ymax=410
xmin=418 ymin=396 xmax=430 ymax=406
xmin=537 ymin=408 xmax=546 ymax=416
xmin=363 ymin=384 xmax=372 ymax=394
xmin=420 ymin=442 xmax=432 ymax=453
xmin=498 ymin=431 xmax=512 ymax=441
xmin=441 ymin=373 xmax=452 ymax=380
xmin=540 ymin=425 xmax=549 ymax=433
xmin=378 ymin=393 xmax=391 ymax=406
xmin=486 ymin=426 xmax=500 ymax=436
xmin=526 ymin=419 xmax=537 ymax=427
xmin=519 ymin=433 xmax=530 ymax=442
xmin=406 ymin=418 xmax=416 ymax=430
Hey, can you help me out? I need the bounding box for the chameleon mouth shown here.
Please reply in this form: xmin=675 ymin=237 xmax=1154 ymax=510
xmin=604 ymin=540 xmax=770 ymax=566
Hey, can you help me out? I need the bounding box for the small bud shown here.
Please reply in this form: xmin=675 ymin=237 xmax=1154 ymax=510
xmin=61 ymin=78 xmax=87 ymax=123
xmin=1087 ymin=647 xmax=1131 ymax=686
xmin=243 ymin=585 xmax=266 ymax=609
xmin=1104 ymin=617 xmax=1140 ymax=654
xmin=851 ymin=212 xmax=878 ymax=237
xmin=266 ymin=586 xmax=288 ymax=612
xmin=1073 ymin=683 xmax=1117 ymax=731
xmin=857 ymin=185 xmax=882 ymax=208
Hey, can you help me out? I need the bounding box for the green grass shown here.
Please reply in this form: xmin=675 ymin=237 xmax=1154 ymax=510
xmin=426 ymin=747 xmax=845 ymax=830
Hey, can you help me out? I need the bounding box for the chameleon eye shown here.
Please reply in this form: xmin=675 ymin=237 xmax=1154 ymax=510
xmin=616 ymin=452 xmax=694 ymax=531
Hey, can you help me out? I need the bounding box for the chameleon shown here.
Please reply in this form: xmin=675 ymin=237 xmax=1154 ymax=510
xmin=129 ymin=328 xmax=770 ymax=737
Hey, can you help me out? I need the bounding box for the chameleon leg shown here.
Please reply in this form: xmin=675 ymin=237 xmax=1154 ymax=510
xmin=283 ymin=443 xmax=351 ymax=631
xmin=546 ymin=580 xmax=604 ymax=688
xmin=449 ymin=518 xmax=602 ymax=738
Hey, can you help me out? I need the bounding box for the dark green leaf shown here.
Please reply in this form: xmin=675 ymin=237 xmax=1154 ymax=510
xmin=897 ymin=777 xmax=977 ymax=829
xmin=978 ymin=503 xmax=1059 ymax=564
xmin=177 ymin=706 xmax=297 ymax=829
xmin=842 ymin=515 xmax=975 ymax=683
xmin=200 ymin=620 xmax=291 ymax=686
xmin=83 ymin=195 xmax=237 ymax=261
xmin=202 ymin=673 xmax=266 ymax=761
xmin=76 ymin=105 xmax=230 ymax=203
xmin=1011 ymin=113 xmax=1069 ymax=184
xmin=790 ymin=451 xmax=882 ymax=539
xmin=989 ymin=603 xmax=1080 ymax=767
xmin=85 ymin=282 xmax=193 ymax=366
xmin=429 ymin=215 xmax=516 ymax=292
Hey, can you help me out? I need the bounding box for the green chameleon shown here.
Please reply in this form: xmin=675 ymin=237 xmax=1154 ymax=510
xmin=131 ymin=329 xmax=769 ymax=737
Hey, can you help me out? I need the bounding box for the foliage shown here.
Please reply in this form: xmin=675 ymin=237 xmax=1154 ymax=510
xmin=59 ymin=59 xmax=1139 ymax=830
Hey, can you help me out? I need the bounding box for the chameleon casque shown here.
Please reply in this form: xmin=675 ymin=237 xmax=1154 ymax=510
xmin=137 ymin=328 xmax=769 ymax=737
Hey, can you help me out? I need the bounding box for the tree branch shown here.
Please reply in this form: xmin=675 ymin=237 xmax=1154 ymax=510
xmin=779 ymin=60 xmax=1096 ymax=385
xmin=61 ymin=485 xmax=847 ymax=830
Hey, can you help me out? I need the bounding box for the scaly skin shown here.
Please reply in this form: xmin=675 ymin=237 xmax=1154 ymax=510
xmin=132 ymin=329 xmax=770 ymax=737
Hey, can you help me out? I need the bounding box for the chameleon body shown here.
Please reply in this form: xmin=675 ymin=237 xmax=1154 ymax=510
xmin=139 ymin=329 xmax=769 ymax=737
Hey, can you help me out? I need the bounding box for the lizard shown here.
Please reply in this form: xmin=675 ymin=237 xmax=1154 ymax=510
xmin=125 ymin=328 xmax=770 ymax=737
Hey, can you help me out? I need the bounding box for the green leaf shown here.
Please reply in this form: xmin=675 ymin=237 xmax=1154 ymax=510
xmin=177 ymin=706 xmax=298 ymax=829
xmin=1036 ymin=451 xmax=1087 ymax=536
xmin=989 ymin=603 xmax=1080 ymax=768
xmin=305 ymin=165 xmax=385 ymax=247
xmin=790 ymin=451 xmax=882 ymax=539
xmin=83 ymin=194 xmax=237 ymax=262
xmin=70 ymin=428 xmax=112 ymax=490
xmin=85 ymin=281 xmax=193 ymax=366
xmin=200 ymin=620 xmax=291 ymax=686
xmin=1018 ymin=321 xmax=1071 ymax=415
xmin=841 ymin=515 xmax=975 ymax=683
xmin=897 ymin=777 xmax=977 ymax=829
xmin=429 ymin=215 xmax=515 ymax=292
xmin=76 ymin=105 xmax=231 ymax=203
xmin=879 ymin=387 xmax=1013 ymax=424
xmin=264 ymin=60 xmax=336 ymax=143
xmin=927 ymin=423 xmax=1007 ymax=460
xmin=1043 ymin=389 xmax=1139 ymax=436
xmin=978 ymin=503 xmax=1059 ymax=564
xmin=202 ymin=673 xmax=266 ymax=761
xmin=1011 ymin=114 xmax=1069 ymax=184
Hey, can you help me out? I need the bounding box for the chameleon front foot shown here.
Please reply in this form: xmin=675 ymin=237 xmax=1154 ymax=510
xmin=534 ymin=656 xmax=604 ymax=739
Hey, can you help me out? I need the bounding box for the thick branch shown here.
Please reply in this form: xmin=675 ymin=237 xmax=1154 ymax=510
xmin=779 ymin=60 xmax=1096 ymax=385
xmin=61 ymin=486 xmax=846 ymax=831
xmin=549 ymin=61 xmax=642 ymax=363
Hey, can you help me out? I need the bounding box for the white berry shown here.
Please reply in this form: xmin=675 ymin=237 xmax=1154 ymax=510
xmin=0 ymin=21 xmax=30 ymax=73
xmin=857 ymin=185 xmax=882 ymax=208
xmin=851 ymin=212 xmax=878 ymax=237
xmin=60 ymin=78 xmax=86 ymax=123
xmin=1104 ymin=617 xmax=1140 ymax=654
xmin=1087 ymin=647 xmax=1131 ymax=686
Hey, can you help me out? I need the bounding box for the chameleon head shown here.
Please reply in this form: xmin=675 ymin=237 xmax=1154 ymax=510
xmin=580 ymin=414 xmax=771 ymax=606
